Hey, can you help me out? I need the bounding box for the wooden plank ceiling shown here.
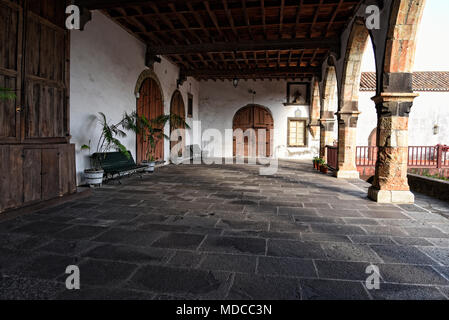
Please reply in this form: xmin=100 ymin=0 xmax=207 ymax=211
xmin=78 ymin=0 xmax=362 ymax=81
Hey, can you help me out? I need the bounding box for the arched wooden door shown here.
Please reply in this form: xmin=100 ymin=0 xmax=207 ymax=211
xmin=233 ymin=105 xmax=274 ymax=157
xmin=137 ymin=78 xmax=164 ymax=163
xmin=170 ymin=91 xmax=186 ymax=157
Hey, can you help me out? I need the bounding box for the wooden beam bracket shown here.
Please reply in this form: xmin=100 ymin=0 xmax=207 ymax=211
xmin=145 ymin=47 xmax=162 ymax=68
xmin=177 ymin=68 xmax=187 ymax=88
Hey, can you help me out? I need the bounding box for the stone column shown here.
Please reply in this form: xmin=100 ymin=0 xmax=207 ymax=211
xmin=368 ymin=92 xmax=418 ymax=204
xmin=319 ymin=118 xmax=335 ymax=159
xmin=335 ymin=111 xmax=360 ymax=179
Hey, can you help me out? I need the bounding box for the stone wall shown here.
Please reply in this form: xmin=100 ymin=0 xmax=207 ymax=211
xmin=408 ymin=174 xmax=449 ymax=202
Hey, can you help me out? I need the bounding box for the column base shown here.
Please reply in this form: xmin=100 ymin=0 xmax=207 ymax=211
xmin=368 ymin=187 xmax=415 ymax=204
xmin=335 ymin=170 xmax=360 ymax=179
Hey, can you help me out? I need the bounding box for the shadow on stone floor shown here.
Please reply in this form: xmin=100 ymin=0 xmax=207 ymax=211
xmin=0 ymin=160 xmax=448 ymax=300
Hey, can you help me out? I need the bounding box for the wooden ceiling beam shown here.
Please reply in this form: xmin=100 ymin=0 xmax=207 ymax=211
xmin=261 ymin=0 xmax=266 ymax=39
xmin=322 ymin=0 xmax=344 ymax=38
xmin=204 ymin=1 xmax=226 ymax=41
xmin=147 ymin=38 xmax=339 ymax=55
xmin=168 ymin=3 xmax=202 ymax=44
xmin=309 ymin=0 xmax=324 ymax=38
xmin=279 ymin=0 xmax=285 ymax=38
xmin=292 ymin=0 xmax=304 ymax=39
xmin=133 ymin=19 xmax=350 ymax=37
xmin=186 ymin=2 xmax=212 ymax=42
xmin=184 ymin=67 xmax=320 ymax=78
xmin=242 ymin=0 xmax=254 ymax=40
xmin=77 ymin=0 xmax=358 ymax=11
xmin=149 ymin=2 xmax=190 ymax=45
xmin=222 ymin=0 xmax=238 ymax=40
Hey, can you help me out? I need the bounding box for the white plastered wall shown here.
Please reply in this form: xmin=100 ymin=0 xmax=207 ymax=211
xmin=70 ymin=11 xmax=199 ymax=185
xmin=198 ymin=80 xmax=320 ymax=160
xmin=357 ymin=90 xmax=449 ymax=146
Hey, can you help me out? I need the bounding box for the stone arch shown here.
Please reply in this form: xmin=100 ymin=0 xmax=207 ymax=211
xmin=134 ymin=69 xmax=165 ymax=108
xmin=319 ymin=66 xmax=338 ymax=158
xmin=384 ymin=0 xmax=427 ymax=75
xmin=335 ymin=18 xmax=374 ymax=179
xmin=321 ymin=66 xmax=338 ymax=118
xmin=339 ymin=19 xmax=371 ymax=113
xmin=368 ymin=127 xmax=377 ymax=147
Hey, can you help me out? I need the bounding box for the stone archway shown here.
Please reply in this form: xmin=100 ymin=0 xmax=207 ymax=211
xmin=320 ymin=66 xmax=338 ymax=158
xmin=336 ymin=19 xmax=372 ymax=179
xmin=368 ymin=128 xmax=377 ymax=147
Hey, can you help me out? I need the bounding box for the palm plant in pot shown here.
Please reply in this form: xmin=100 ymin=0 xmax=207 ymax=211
xmin=318 ymin=158 xmax=329 ymax=174
xmin=121 ymin=111 xmax=189 ymax=172
xmin=81 ymin=112 xmax=130 ymax=186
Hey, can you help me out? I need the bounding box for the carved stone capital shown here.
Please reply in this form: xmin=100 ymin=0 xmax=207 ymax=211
xmin=336 ymin=111 xmax=360 ymax=128
xmin=372 ymin=92 xmax=419 ymax=117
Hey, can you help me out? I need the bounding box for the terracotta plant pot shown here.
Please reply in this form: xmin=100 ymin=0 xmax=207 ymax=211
xmin=320 ymin=165 xmax=328 ymax=174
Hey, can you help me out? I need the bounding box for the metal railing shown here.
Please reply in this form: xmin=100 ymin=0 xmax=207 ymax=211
xmin=326 ymin=144 xmax=449 ymax=170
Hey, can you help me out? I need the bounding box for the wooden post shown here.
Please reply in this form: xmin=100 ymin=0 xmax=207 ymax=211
xmin=437 ymin=144 xmax=443 ymax=169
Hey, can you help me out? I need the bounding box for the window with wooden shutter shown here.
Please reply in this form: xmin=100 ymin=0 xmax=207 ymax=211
xmin=288 ymin=118 xmax=307 ymax=147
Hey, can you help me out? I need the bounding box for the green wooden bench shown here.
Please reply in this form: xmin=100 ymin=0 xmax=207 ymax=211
xmin=92 ymin=151 xmax=147 ymax=184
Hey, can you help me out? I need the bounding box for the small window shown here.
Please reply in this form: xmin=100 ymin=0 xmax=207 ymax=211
xmin=288 ymin=118 xmax=307 ymax=147
xmin=187 ymin=93 xmax=193 ymax=118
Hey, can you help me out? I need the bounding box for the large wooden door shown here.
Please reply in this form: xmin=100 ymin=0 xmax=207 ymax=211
xmin=0 ymin=0 xmax=75 ymax=213
xmin=0 ymin=0 xmax=22 ymax=143
xmin=137 ymin=78 xmax=164 ymax=163
xmin=170 ymin=90 xmax=185 ymax=157
xmin=233 ymin=105 xmax=274 ymax=157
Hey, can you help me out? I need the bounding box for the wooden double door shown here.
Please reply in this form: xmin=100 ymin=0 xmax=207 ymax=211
xmin=136 ymin=78 xmax=164 ymax=163
xmin=0 ymin=0 xmax=75 ymax=213
xmin=233 ymin=105 xmax=274 ymax=157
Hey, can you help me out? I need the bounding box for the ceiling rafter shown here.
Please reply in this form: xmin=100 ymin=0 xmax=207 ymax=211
xmin=168 ymin=3 xmax=202 ymax=44
xmin=222 ymin=0 xmax=238 ymax=40
xmin=292 ymin=0 xmax=304 ymax=39
xmin=147 ymin=38 xmax=338 ymax=55
xmin=242 ymin=0 xmax=254 ymax=40
xmin=149 ymin=2 xmax=189 ymax=45
xmin=204 ymin=1 xmax=227 ymax=41
xmin=261 ymin=0 xmax=266 ymax=39
xmin=187 ymin=2 xmax=212 ymax=42
xmin=83 ymin=0 xmax=362 ymax=80
xmin=279 ymin=0 xmax=285 ymax=38
xmin=322 ymin=0 xmax=344 ymax=38
xmin=309 ymin=0 xmax=324 ymax=38
xmin=185 ymin=66 xmax=319 ymax=78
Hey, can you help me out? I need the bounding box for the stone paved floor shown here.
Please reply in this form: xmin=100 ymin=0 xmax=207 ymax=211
xmin=1 ymin=160 xmax=449 ymax=300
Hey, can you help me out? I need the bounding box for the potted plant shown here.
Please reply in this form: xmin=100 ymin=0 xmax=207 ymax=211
xmin=121 ymin=112 xmax=189 ymax=173
xmin=81 ymin=112 xmax=130 ymax=186
xmin=313 ymin=157 xmax=320 ymax=170
xmin=319 ymin=159 xmax=329 ymax=174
